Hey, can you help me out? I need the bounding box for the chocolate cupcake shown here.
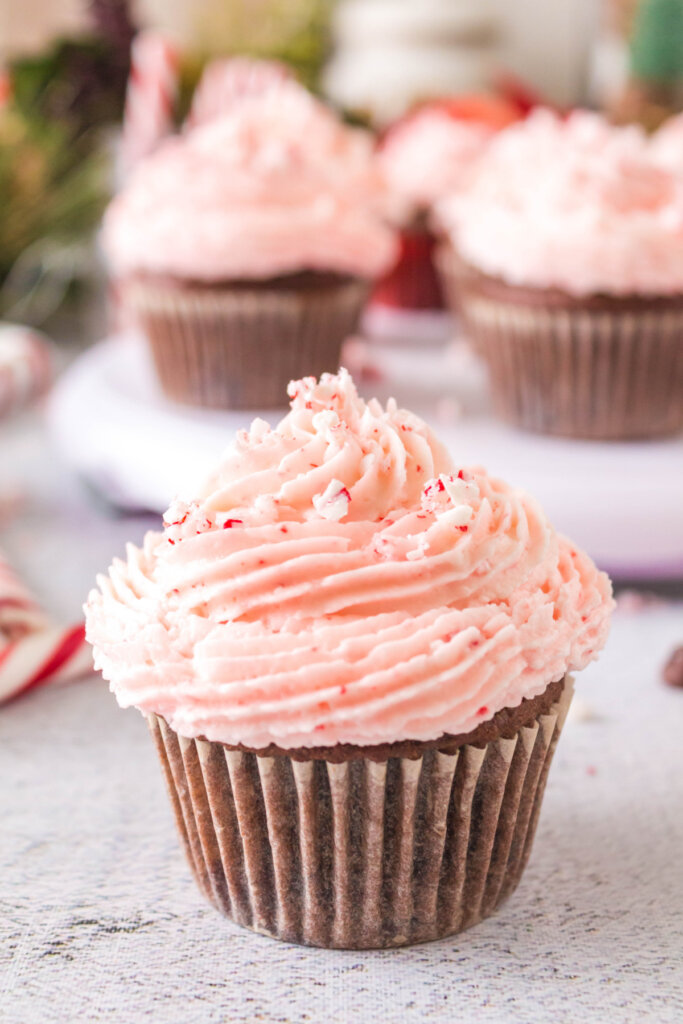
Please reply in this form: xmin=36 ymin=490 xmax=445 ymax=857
xmin=437 ymin=109 xmax=683 ymax=439
xmin=103 ymin=82 xmax=397 ymax=409
xmin=85 ymin=369 xmax=613 ymax=948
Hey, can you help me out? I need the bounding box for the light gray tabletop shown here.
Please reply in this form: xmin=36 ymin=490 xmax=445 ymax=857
xmin=2 ymin=412 xmax=682 ymax=1024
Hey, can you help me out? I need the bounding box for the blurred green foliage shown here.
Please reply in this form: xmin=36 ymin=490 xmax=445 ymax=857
xmin=0 ymin=105 xmax=108 ymax=283
xmin=178 ymin=0 xmax=334 ymax=116
xmin=630 ymin=0 xmax=683 ymax=83
xmin=0 ymin=29 xmax=131 ymax=317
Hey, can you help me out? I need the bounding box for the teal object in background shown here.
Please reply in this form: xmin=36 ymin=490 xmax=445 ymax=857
xmin=630 ymin=0 xmax=683 ymax=83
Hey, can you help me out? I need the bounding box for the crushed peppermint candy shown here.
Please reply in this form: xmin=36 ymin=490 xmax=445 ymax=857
xmin=163 ymin=498 xmax=195 ymax=527
xmin=422 ymin=472 xmax=478 ymax=526
xmin=423 ymin=478 xmax=446 ymax=501
xmin=312 ymin=479 xmax=351 ymax=521
xmin=164 ymin=498 xmax=216 ymax=540
xmin=215 ymin=511 xmax=244 ymax=529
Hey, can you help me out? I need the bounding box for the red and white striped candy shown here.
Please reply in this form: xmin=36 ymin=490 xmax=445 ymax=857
xmin=0 ymin=549 xmax=92 ymax=704
xmin=0 ymin=623 xmax=92 ymax=703
xmin=121 ymin=30 xmax=179 ymax=175
xmin=0 ymin=323 xmax=53 ymax=421
xmin=187 ymin=56 xmax=292 ymax=129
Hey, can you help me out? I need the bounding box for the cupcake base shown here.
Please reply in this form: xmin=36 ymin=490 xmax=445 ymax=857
xmin=148 ymin=677 xmax=573 ymax=949
xmin=437 ymin=246 xmax=683 ymax=440
xmin=122 ymin=272 xmax=370 ymax=409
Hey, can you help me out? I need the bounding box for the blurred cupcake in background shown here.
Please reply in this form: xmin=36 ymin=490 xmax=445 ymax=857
xmin=374 ymin=96 xmax=519 ymax=312
xmin=649 ymin=111 xmax=683 ymax=171
xmin=437 ymin=109 xmax=683 ymax=440
xmin=103 ymin=77 xmax=397 ymax=409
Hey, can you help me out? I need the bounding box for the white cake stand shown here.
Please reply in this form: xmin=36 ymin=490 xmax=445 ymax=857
xmin=48 ymin=332 xmax=683 ymax=580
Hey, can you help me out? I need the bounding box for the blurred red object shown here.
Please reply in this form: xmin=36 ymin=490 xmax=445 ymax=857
xmin=0 ymin=71 xmax=11 ymax=108
xmin=372 ymin=227 xmax=444 ymax=311
xmin=494 ymin=72 xmax=564 ymax=117
xmin=418 ymin=92 xmax=522 ymax=129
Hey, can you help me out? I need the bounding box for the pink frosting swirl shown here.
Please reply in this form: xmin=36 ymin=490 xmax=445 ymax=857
xmin=104 ymin=82 xmax=397 ymax=281
xmin=85 ymin=370 xmax=613 ymax=748
xmin=379 ymin=108 xmax=494 ymax=217
xmin=438 ymin=109 xmax=683 ymax=296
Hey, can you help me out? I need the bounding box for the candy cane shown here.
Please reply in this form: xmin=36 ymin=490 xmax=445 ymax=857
xmin=0 ymin=548 xmax=92 ymax=704
xmin=0 ymin=323 xmax=52 ymax=421
xmin=0 ymin=623 xmax=92 ymax=703
xmin=121 ymin=30 xmax=179 ymax=175
xmin=187 ymin=56 xmax=292 ymax=129
xmin=0 ymin=326 xmax=91 ymax=703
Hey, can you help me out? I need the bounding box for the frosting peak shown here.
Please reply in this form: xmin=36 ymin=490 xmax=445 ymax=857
xmin=167 ymin=368 xmax=451 ymax=532
xmin=86 ymin=370 xmax=613 ymax=749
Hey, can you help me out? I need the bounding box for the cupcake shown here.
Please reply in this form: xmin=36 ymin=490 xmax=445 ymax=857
xmin=85 ymin=368 xmax=613 ymax=949
xmin=103 ymin=82 xmax=397 ymax=409
xmin=649 ymin=112 xmax=683 ymax=172
xmin=375 ymin=97 xmax=518 ymax=311
xmin=437 ymin=109 xmax=683 ymax=439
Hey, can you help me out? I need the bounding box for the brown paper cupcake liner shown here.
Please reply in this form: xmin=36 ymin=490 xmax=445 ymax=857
xmin=437 ymin=245 xmax=683 ymax=440
xmin=147 ymin=677 xmax=573 ymax=949
xmin=122 ymin=275 xmax=370 ymax=410
xmin=435 ymin=241 xmax=466 ymax=321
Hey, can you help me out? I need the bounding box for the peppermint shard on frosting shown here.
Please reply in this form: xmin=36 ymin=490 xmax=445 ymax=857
xmin=85 ymin=369 xmax=613 ymax=750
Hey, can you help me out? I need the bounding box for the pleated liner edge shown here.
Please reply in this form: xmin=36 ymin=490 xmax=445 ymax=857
xmin=123 ymin=276 xmax=370 ymax=410
xmin=436 ymin=244 xmax=683 ymax=441
xmin=148 ymin=677 xmax=573 ymax=949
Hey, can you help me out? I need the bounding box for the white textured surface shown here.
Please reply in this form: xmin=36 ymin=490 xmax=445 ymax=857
xmin=2 ymin=408 xmax=683 ymax=1024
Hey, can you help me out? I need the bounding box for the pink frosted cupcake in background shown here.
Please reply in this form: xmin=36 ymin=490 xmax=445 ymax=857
xmin=103 ymin=81 xmax=397 ymax=409
xmin=649 ymin=112 xmax=683 ymax=172
xmin=86 ymin=368 xmax=613 ymax=949
xmin=437 ymin=109 xmax=683 ymax=439
xmin=375 ymin=96 xmax=519 ymax=312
